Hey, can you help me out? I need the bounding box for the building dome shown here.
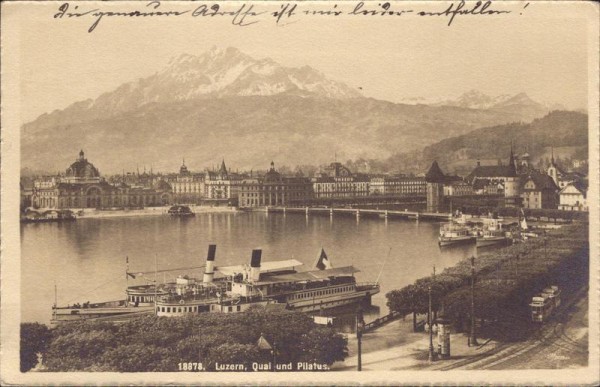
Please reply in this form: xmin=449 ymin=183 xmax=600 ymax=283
xmin=263 ymin=161 xmax=282 ymax=183
xmin=179 ymin=158 xmax=190 ymax=175
xmin=65 ymin=150 xmax=100 ymax=178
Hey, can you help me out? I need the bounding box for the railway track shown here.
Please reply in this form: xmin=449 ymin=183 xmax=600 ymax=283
xmin=437 ymin=286 xmax=588 ymax=370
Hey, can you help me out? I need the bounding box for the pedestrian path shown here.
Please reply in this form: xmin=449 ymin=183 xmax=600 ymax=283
xmin=332 ymin=317 xmax=500 ymax=371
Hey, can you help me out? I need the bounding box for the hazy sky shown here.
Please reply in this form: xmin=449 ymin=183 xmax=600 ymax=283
xmin=7 ymin=1 xmax=592 ymax=123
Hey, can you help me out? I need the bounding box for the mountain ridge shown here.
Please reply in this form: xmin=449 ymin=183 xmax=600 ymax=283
xmin=379 ymin=110 xmax=588 ymax=175
xmin=21 ymin=47 xmax=564 ymax=174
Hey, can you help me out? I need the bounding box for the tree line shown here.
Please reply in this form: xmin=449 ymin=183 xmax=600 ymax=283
xmin=21 ymin=309 xmax=347 ymax=372
xmin=386 ymin=222 xmax=589 ymax=340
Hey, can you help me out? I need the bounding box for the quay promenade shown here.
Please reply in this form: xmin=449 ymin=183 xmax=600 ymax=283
xmin=265 ymin=206 xmax=452 ymax=221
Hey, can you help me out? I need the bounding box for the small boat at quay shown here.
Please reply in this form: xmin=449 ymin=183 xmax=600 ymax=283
xmin=51 ymin=282 xmax=171 ymax=324
xmin=475 ymin=219 xmax=511 ymax=248
xmin=167 ymin=205 xmax=195 ymax=217
xmin=21 ymin=208 xmax=76 ymax=223
xmin=438 ymin=222 xmax=476 ymax=247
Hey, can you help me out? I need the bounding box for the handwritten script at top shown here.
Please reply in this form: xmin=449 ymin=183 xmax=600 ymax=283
xmin=53 ymin=1 xmax=519 ymax=33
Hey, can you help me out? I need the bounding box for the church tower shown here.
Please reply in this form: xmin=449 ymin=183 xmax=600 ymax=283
xmin=547 ymin=147 xmax=559 ymax=186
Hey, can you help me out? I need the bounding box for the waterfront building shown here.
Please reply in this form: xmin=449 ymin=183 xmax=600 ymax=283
xmin=165 ymin=160 xmax=205 ymax=204
xmin=369 ymin=175 xmax=426 ymax=196
xmin=558 ymin=181 xmax=588 ymax=211
xmin=444 ymin=179 xmax=475 ymax=196
xmin=204 ymin=160 xmax=243 ymax=201
xmin=238 ymin=162 xmax=313 ymax=207
xmin=30 ymin=150 xmax=172 ymax=209
xmin=520 ymin=171 xmax=559 ymax=209
xmin=465 ymin=148 xmax=521 ymax=206
xmin=312 ymin=162 xmax=369 ymax=199
xmin=61 ymin=150 xmax=102 ymax=184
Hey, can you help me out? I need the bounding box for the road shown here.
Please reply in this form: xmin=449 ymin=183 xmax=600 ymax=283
xmin=335 ymin=287 xmax=588 ymax=371
xmin=436 ymin=288 xmax=588 ymax=370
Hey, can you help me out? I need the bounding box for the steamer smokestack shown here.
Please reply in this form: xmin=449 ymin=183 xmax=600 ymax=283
xmin=203 ymin=244 xmax=217 ymax=283
xmin=250 ymin=249 xmax=262 ymax=283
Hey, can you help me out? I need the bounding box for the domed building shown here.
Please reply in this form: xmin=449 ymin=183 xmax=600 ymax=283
xmin=163 ymin=159 xmax=205 ymax=205
xmin=63 ymin=150 xmax=101 ymax=184
xmin=31 ymin=150 xmax=172 ymax=209
xmin=263 ymin=161 xmax=283 ymax=184
xmin=238 ymin=162 xmax=313 ymax=207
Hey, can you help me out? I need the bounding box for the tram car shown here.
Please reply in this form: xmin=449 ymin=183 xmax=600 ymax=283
xmin=529 ymin=285 xmax=561 ymax=323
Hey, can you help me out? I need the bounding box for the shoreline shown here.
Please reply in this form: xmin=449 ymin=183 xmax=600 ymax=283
xmin=73 ymin=206 xmax=240 ymax=219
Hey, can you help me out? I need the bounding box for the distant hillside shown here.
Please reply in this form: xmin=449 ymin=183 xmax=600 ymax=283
xmin=385 ymin=111 xmax=588 ymax=175
xmin=22 ymin=95 xmax=537 ymax=174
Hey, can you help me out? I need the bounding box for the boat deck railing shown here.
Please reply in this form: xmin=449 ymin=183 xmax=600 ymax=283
xmin=52 ymin=300 xmax=126 ymax=310
xmin=355 ymin=282 xmax=380 ymax=290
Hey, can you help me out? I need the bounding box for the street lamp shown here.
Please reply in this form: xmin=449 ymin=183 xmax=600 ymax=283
xmin=356 ymin=305 xmax=365 ymax=371
xmin=428 ymin=284 xmax=436 ymax=362
xmin=543 ymin=230 xmax=547 ymax=260
xmin=428 ymin=265 xmax=437 ymax=362
xmin=469 ymin=256 xmax=478 ymax=347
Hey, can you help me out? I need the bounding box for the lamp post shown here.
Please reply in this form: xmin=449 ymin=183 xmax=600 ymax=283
xmin=543 ymin=230 xmax=547 ymax=260
xmin=428 ymin=284 xmax=435 ymax=362
xmin=428 ymin=265 xmax=437 ymax=362
xmin=469 ymin=256 xmax=478 ymax=347
xmin=356 ymin=305 xmax=365 ymax=371
xmin=272 ymin=340 xmax=277 ymax=372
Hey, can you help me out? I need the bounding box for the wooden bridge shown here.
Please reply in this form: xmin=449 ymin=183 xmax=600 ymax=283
xmin=265 ymin=206 xmax=452 ymax=221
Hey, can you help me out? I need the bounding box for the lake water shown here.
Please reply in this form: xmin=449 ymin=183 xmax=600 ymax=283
xmin=21 ymin=212 xmax=476 ymax=325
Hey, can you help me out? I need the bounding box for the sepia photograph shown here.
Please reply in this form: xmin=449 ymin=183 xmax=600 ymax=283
xmin=1 ymin=0 xmax=598 ymax=385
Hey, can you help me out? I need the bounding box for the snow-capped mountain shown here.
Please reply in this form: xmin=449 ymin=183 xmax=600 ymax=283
xmin=21 ymin=48 xmax=557 ymax=174
xmin=85 ymin=47 xmax=362 ymax=117
xmin=438 ymin=90 xmax=514 ymax=110
xmin=154 ymin=47 xmax=363 ymax=99
xmin=400 ymin=89 xmax=553 ymax=115
xmin=27 ymin=47 xmax=363 ymax=130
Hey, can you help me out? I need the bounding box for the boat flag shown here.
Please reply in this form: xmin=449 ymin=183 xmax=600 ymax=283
xmin=126 ymin=256 xmax=136 ymax=279
xmin=314 ymin=248 xmax=333 ymax=270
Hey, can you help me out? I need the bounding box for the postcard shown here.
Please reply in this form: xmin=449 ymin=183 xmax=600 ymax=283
xmin=1 ymin=1 xmax=598 ymax=385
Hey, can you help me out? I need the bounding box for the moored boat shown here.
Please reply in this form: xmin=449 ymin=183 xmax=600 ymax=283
xmin=52 ymin=245 xmax=379 ymax=323
xmin=476 ymin=219 xmax=511 ymax=247
xmin=155 ymin=248 xmax=380 ymax=316
xmin=21 ymin=208 xmax=77 ymax=223
xmin=168 ymin=205 xmax=195 ymax=217
xmin=51 ymin=246 xmax=218 ymax=324
xmin=438 ymin=222 xmax=476 ymax=247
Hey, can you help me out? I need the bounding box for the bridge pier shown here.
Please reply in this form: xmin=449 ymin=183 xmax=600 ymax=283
xmin=356 ymin=209 xmax=360 ymax=219
xmin=305 ymin=206 xmax=309 ymax=216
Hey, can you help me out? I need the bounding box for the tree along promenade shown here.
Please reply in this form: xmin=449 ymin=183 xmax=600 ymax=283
xmin=386 ymin=222 xmax=589 ymax=342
